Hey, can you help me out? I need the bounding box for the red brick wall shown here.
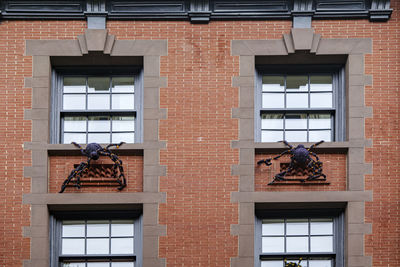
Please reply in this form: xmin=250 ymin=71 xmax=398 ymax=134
xmin=0 ymin=1 xmax=399 ymax=265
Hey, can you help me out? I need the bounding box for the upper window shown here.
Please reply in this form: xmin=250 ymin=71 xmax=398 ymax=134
xmin=51 ymin=68 xmax=142 ymax=144
xmin=255 ymin=209 xmax=344 ymax=267
xmin=256 ymin=65 xmax=345 ymax=143
xmin=51 ymin=210 xmax=142 ymax=267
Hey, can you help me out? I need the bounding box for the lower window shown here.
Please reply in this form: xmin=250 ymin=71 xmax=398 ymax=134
xmin=51 ymin=211 xmax=142 ymax=267
xmin=255 ymin=209 xmax=344 ymax=267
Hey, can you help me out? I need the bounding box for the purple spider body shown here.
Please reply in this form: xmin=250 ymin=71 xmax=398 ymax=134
xmin=291 ymin=144 xmax=310 ymax=165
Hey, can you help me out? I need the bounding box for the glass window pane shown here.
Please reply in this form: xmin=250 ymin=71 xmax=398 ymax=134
xmin=88 ymin=77 xmax=110 ymax=93
xmin=63 ymin=133 xmax=86 ymax=144
xmin=310 ymin=75 xmax=332 ymax=91
xmin=88 ymin=94 xmax=110 ymax=110
xmin=309 ymin=114 xmax=331 ymax=129
xmin=287 ymin=260 xmax=308 ymax=267
xmin=262 ymin=76 xmax=284 ymax=92
xmin=88 ymin=116 xmax=110 ymax=132
xmin=112 ymin=94 xmax=134 ymax=110
xmin=87 ymin=220 xmax=109 ymax=237
xmin=112 ymin=116 xmax=135 ymax=132
xmin=262 ymin=237 xmax=284 ymax=253
xmin=262 ymin=219 xmax=284 ymax=236
xmin=112 ymin=133 xmax=135 ymax=143
xmin=309 ymin=130 xmax=331 ymax=142
xmin=262 ymin=131 xmax=283 ymax=142
xmin=310 ymin=93 xmax=332 ymax=108
xmin=87 ymin=238 xmax=109 ymax=254
xmin=62 ymin=221 xmax=85 ymax=237
xmin=64 ymin=117 xmax=86 ymax=132
xmin=64 ymin=77 xmax=86 ymax=93
xmin=286 ymin=93 xmax=308 ymax=108
xmin=309 ymin=259 xmax=332 ymax=267
xmin=111 ymin=220 xmax=134 ymax=237
xmin=285 ymin=131 xmax=307 ymax=142
xmin=286 ymin=219 xmax=309 ymax=235
xmin=112 ymin=263 xmax=134 ymax=267
xmin=63 ymin=95 xmax=86 ymax=110
xmin=62 ymin=239 xmax=85 ymax=254
xmin=311 ymin=219 xmax=333 ymax=235
xmin=111 ymin=238 xmax=134 ymax=254
xmin=285 ymin=114 xmax=307 ymax=129
xmin=261 ymin=260 xmax=283 ymax=267
xmin=87 ymin=263 xmax=110 ymax=267
xmin=286 ymin=237 xmax=309 ymax=252
xmin=262 ymin=93 xmax=284 ymax=108
xmin=62 ymin=262 xmax=86 ymax=267
xmin=286 ymin=75 xmax=308 ymax=92
xmin=88 ymin=133 xmax=110 ymax=144
xmin=112 ymin=77 xmax=134 ymax=93
xmin=310 ymin=236 xmax=333 ymax=252
xmin=261 ymin=114 xmax=283 ymax=129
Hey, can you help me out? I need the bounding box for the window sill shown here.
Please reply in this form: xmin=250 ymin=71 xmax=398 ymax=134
xmin=255 ymin=141 xmax=350 ymax=154
xmin=47 ymin=143 xmax=146 ymax=156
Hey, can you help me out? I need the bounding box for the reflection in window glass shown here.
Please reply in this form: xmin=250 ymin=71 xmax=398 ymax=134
xmin=286 ymin=93 xmax=308 ymax=108
xmin=88 ymin=77 xmax=110 ymax=92
xmin=64 ymin=77 xmax=86 ymax=93
xmin=285 ymin=114 xmax=307 ymax=130
xmin=310 ymin=93 xmax=332 ymax=108
xmin=112 ymin=77 xmax=134 ymax=92
xmin=64 ymin=117 xmax=86 ymax=132
xmin=262 ymin=237 xmax=284 ymax=253
xmin=286 ymin=237 xmax=309 ymax=252
xmin=310 ymin=75 xmax=332 ymax=91
xmin=262 ymin=219 xmax=284 ymax=236
xmin=88 ymin=94 xmax=110 ymax=110
xmin=263 ymin=93 xmax=284 ymax=108
xmin=63 ymin=95 xmax=86 ymax=110
xmin=261 ymin=114 xmax=283 ymax=129
xmin=262 ymin=131 xmax=283 ymax=142
xmin=262 ymin=76 xmax=284 ymax=92
xmin=286 ymin=75 xmax=308 ymax=91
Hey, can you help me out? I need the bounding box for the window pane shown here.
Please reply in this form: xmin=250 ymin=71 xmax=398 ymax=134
xmin=112 ymin=77 xmax=134 ymax=93
xmin=88 ymin=116 xmax=110 ymax=132
xmin=309 ymin=259 xmax=332 ymax=267
xmin=62 ymin=221 xmax=85 ymax=237
xmin=62 ymin=239 xmax=85 ymax=254
xmin=262 ymin=237 xmax=284 ymax=253
xmin=309 ymin=130 xmax=331 ymax=142
xmin=310 ymin=75 xmax=332 ymax=91
xmin=64 ymin=133 xmax=86 ymax=144
xmin=88 ymin=77 xmax=110 ymax=93
xmin=87 ymin=263 xmax=110 ymax=267
xmin=262 ymin=219 xmax=284 ymax=236
xmin=287 ymin=260 xmax=308 ymax=267
xmin=286 ymin=219 xmax=308 ymax=235
xmin=64 ymin=117 xmax=86 ymax=132
xmin=88 ymin=133 xmax=110 ymax=143
xmin=285 ymin=114 xmax=307 ymax=129
xmin=112 ymin=94 xmax=134 ymax=110
xmin=261 ymin=114 xmax=283 ymax=129
xmin=87 ymin=238 xmax=109 ymax=254
xmin=64 ymin=77 xmax=86 ymax=93
xmin=310 ymin=236 xmax=333 ymax=252
xmin=311 ymin=219 xmax=333 ymax=235
xmin=87 ymin=220 xmax=109 ymax=237
xmin=63 ymin=95 xmax=86 ymax=110
xmin=286 ymin=75 xmax=308 ymax=92
xmin=286 ymin=93 xmax=308 ymax=108
xmin=112 ymin=133 xmax=135 ymax=143
xmin=286 ymin=237 xmax=308 ymax=252
xmin=62 ymin=262 xmax=86 ymax=267
xmin=88 ymin=94 xmax=110 ymax=110
xmin=111 ymin=220 xmax=134 ymax=237
xmin=262 ymin=93 xmax=284 ymax=108
xmin=309 ymin=114 xmax=331 ymax=129
xmin=111 ymin=238 xmax=134 ymax=254
xmin=112 ymin=263 xmax=134 ymax=267
xmin=112 ymin=116 xmax=135 ymax=132
xmin=262 ymin=131 xmax=283 ymax=142
xmin=262 ymin=76 xmax=284 ymax=92
xmin=285 ymin=131 xmax=307 ymax=142
xmin=310 ymin=93 xmax=332 ymax=108
xmin=261 ymin=260 xmax=283 ymax=267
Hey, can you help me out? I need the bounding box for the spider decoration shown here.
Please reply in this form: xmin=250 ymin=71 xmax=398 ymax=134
xmin=257 ymin=140 xmax=326 ymax=185
xmin=59 ymin=142 xmax=127 ymax=193
xmin=285 ymin=258 xmax=302 ymax=267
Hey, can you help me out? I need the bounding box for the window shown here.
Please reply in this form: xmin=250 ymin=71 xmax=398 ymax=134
xmin=50 ymin=211 xmax=142 ymax=267
xmin=256 ymin=65 xmax=345 ymax=143
xmin=255 ymin=209 xmax=344 ymax=267
xmin=51 ymin=68 xmax=142 ymax=144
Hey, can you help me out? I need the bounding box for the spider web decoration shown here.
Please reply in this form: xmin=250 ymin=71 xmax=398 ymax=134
xmin=64 ymin=164 xmax=123 ymax=187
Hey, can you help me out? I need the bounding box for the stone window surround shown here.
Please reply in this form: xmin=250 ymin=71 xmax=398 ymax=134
xmin=23 ymin=29 xmax=167 ymax=267
xmin=231 ymin=28 xmax=373 ymax=267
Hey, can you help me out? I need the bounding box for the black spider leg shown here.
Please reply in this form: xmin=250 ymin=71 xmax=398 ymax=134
xmin=306 ymin=152 xmax=326 ymax=181
xmin=59 ymin=158 xmax=91 ymax=193
xmin=99 ymin=149 xmax=127 ymax=190
xmin=106 ymin=142 xmax=126 ymax=150
xmin=308 ymin=140 xmax=324 ymax=151
xmin=280 ymin=140 xmax=293 ymax=149
xmin=257 ymin=149 xmax=291 ymax=166
xmin=71 ymin=142 xmax=87 ymax=156
xmin=268 ymin=153 xmax=296 ymax=185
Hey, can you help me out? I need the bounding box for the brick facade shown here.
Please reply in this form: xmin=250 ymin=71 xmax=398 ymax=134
xmin=0 ymin=1 xmax=399 ymax=267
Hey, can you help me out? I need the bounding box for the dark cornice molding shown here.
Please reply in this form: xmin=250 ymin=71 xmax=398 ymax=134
xmin=0 ymin=0 xmax=392 ymax=23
